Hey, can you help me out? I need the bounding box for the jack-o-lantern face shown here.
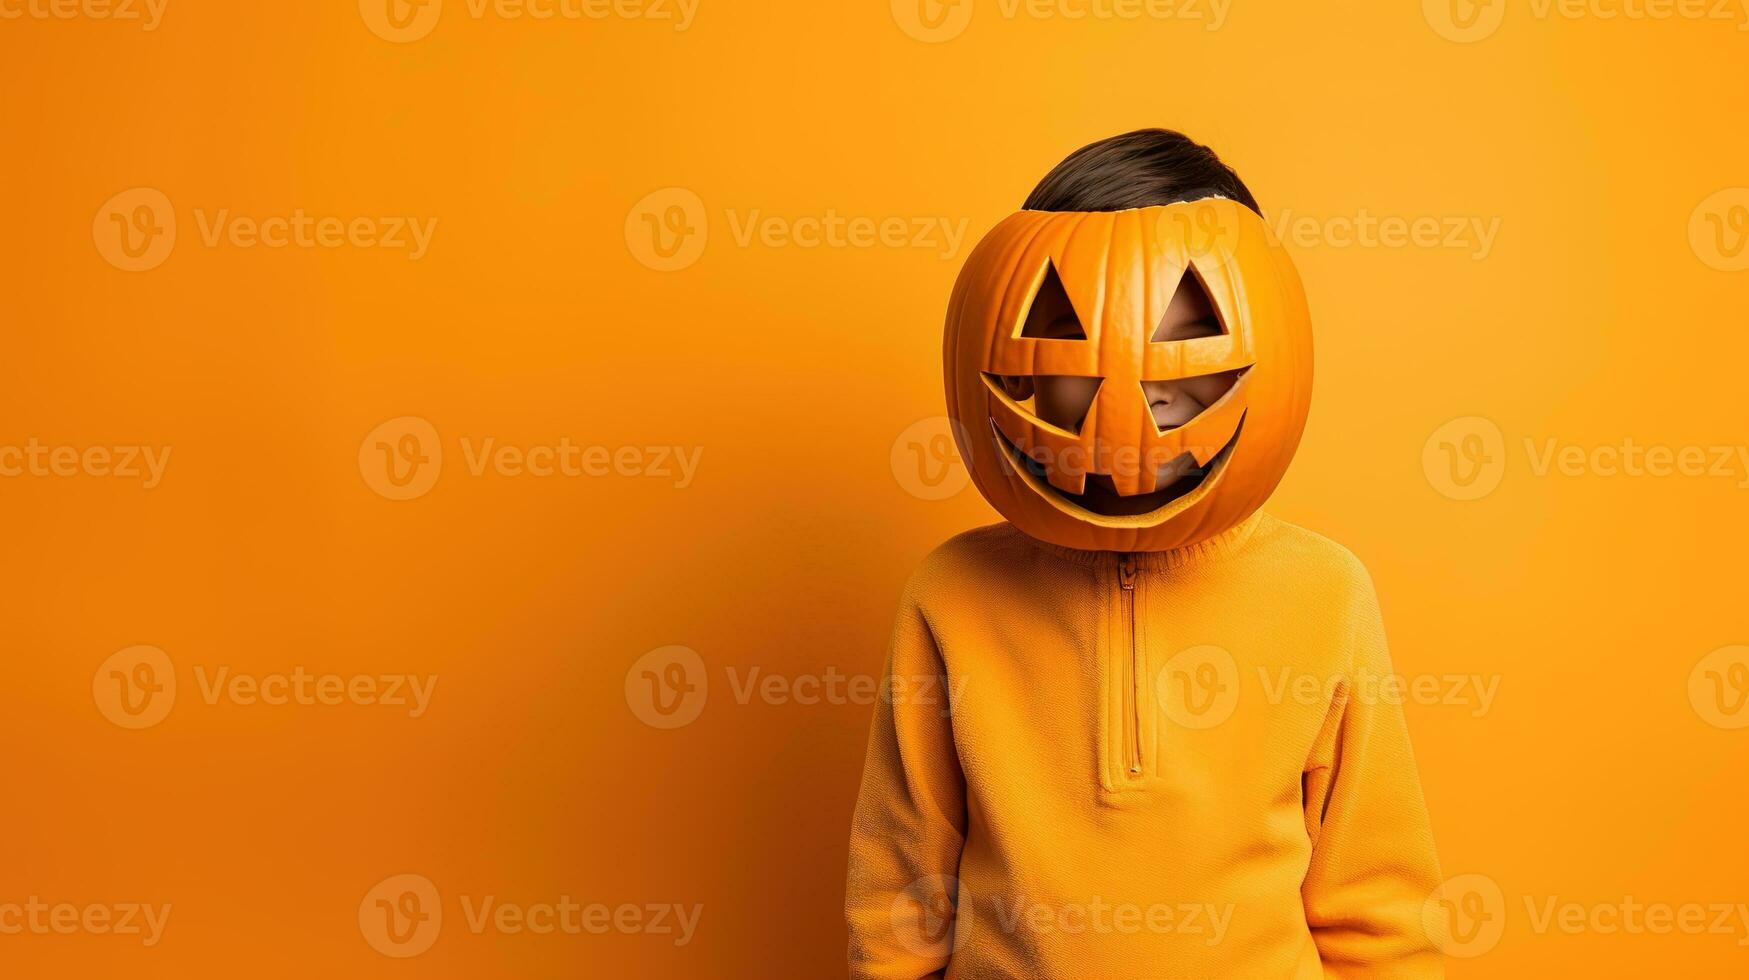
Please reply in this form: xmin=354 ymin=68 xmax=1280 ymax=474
xmin=944 ymin=199 xmax=1313 ymax=553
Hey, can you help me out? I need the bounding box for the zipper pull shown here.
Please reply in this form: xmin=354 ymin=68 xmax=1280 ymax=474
xmin=1118 ymin=554 xmax=1137 ymax=590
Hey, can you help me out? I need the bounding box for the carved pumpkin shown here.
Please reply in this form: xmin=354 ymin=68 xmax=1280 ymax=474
xmin=944 ymin=198 xmax=1313 ymax=552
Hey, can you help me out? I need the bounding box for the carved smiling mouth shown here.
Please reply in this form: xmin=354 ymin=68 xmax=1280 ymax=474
xmin=990 ymin=416 xmax=1243 ymax=525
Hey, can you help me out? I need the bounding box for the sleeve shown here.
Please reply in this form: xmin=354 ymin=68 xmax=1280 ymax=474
xmin=1300 ymin=575 xmax=1446 ymax=980
xmin=844 ymin=590 xmax=968 ymax=980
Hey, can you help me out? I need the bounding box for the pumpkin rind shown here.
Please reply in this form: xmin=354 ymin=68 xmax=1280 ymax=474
xmin=943 ymin=199 xmax=1313 ymax=552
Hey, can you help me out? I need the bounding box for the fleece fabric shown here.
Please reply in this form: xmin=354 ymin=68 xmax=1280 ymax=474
xmin=846 ymin=512 xmax=1443 ymax=979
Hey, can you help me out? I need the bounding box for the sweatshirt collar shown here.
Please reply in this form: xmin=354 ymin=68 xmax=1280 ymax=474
xmin=1022 ymin=511 xmax=1270 ymax=572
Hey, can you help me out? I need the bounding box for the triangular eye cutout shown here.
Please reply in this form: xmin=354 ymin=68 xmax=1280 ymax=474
xmin=1018 ymin=261 xmax=1087 ymax=340
xmin=1150 ymin=265 xmax=1226 ymax=343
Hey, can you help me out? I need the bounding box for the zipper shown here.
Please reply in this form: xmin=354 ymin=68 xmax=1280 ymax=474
xmin=1118 ymin=553 xmax=1142 ymax=778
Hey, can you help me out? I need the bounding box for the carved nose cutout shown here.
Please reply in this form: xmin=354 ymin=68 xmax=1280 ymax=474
xmin=1018 ymin=261 xmax=1087 ymax=340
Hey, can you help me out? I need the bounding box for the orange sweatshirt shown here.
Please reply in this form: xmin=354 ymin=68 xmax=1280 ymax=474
xmin=845 ymin=513 xmax=1443 ymax=979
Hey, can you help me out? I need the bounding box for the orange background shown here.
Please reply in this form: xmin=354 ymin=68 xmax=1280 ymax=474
xmin=3 ymin=0 xmax=1748 ymax=976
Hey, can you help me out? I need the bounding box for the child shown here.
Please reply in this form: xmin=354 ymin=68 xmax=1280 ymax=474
xmin=846 ymin=130 xmax=1443 ymax=979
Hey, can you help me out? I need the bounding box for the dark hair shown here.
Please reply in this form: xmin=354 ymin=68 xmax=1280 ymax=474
xmin=1023 ymin=128 xmax=1261 ymax=216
